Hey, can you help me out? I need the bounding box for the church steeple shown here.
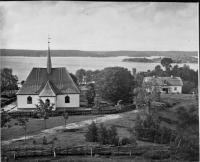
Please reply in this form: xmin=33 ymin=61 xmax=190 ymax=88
xmin=47 ymin=35 xmax=52 ymax=74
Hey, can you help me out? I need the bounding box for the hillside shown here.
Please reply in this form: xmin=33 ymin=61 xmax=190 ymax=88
xmin=0 ymin=49 xmax=198 ymax=57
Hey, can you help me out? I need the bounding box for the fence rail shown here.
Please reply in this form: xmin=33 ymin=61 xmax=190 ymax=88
xmin=8 ymin=105 xmax=136 ymax=118
xmin=2 ymin=144 xmax=169 ymax=158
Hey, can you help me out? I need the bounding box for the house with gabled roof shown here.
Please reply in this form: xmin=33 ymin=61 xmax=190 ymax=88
xmin=16 ymin=41 xmax=80 ymax=110
xmin=143 ymin=75 xmax=183 ymax=94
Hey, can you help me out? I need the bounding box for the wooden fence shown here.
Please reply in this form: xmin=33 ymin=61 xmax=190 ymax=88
xmin=2 ymin=144 xmax=169 ymax=159
xmin=8 ymin=104 xmax=136 ymax=118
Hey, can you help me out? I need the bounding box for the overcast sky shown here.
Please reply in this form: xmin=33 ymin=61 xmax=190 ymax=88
xmin=0 ymin=2 xmax=198 ymax=51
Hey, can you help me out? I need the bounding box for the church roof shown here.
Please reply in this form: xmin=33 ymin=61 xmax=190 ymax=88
xmin=39 ymin=80 xmax=56 ymax=97
xmin=17 ymin=67 xmax=80 ymax=95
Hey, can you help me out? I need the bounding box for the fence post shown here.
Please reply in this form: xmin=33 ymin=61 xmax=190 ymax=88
xmin=54 ymin=149 xmax=56 ymax=157
xmin=129 ymin=149 xmax=131 ymax=156
xmin=91 ymin=147 xmax=93 ymax=157
xmin=14 ymin=152 xmax=16 ymax=160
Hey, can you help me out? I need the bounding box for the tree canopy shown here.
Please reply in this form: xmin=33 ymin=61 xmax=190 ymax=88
xmin=95 ymin=67 xmax=134 ymax=104
xmin=161 ymin=58 xmax=173 ymax=71
xmin=1 ymin=68 xmax=18 ymax=93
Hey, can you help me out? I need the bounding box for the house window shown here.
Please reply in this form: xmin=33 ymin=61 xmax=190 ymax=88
xmin=174 ymin=87 xmax=177 ymax=90
xmin=65 ymin=95 xmax=70 ymax=103
xmin=46 ymin=99 xmax=50 ymax=106
xmin=27 ymin=96 xmax=32 ymax=104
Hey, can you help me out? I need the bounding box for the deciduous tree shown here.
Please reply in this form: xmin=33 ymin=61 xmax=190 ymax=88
xmin=1 ymin=68 xmax=18 ymax=94
xmin=95 ymin=67 xmax=134 ymax=104
xmin=35 ymin=99 xmax=54 ymax=129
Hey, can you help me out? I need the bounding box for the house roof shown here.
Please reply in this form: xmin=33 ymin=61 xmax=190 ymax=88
xmin=144 ymin=76 xmax=183 ymax=86
xmin=17 ymin=67 xmax=80 ymax=95
xmin=39 ymin=80 xmax=56 ymax=97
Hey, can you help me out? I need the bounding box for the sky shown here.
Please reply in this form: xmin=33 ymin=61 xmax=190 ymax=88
xmin=0 ymin=2 xmax=199 ymax=51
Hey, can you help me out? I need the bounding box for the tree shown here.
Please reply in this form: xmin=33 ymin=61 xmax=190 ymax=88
xmin=63 ymin=111 xmax=69 ymax=132
xmin=69 ymin=73 xmax=79 ymax=85
xmin=1 ymin=109 xmax=11 ymax=127
xmin=154 ymin=65 xmax=162 ymax=76
xmin=98 ymin=123 xmax=108 ymax=145
xmin=161 ymin=58 xmax=173 ymax=71
xmin=16 ymin=117 xmax=29 ymax=142
xmin=85 ymin=83 xmax=95 ymax=104
xmin=35 ymin=99 xmax=54 ymax=129
xmin=95 ymin=67 xmax=134 ymax=104
xmin=135 ymin=78 xmax=160 ymax=114
xmin=86 ymin=70 xmax=93 ymax=82
xmin=85 ymin=121 xmax=99 ymax=142
xmin=1 ymin=68 xmax=18 ymax=94
xmin=107 ymin=125 xmax=118 ymax=145
xmin=75 ymin=69 xmax=86 ymax=84
xmin=182 ymin=81 xmax=196 ymax=94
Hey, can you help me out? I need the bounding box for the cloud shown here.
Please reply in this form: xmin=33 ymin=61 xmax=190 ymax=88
xmin=0 ymin=2 xmax=198 ymax=51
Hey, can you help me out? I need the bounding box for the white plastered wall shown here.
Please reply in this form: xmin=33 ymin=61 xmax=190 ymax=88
xmin=17 ymin=95 xmax=39 ymax=109
xmin=56 ymin=94 xmax=80 ymax=108
xmin=169 ymin=86 xmax=182 ymax=94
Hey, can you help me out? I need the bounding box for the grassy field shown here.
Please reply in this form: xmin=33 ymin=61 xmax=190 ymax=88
xmin=1 ymin=94 xmax=198 ymax=161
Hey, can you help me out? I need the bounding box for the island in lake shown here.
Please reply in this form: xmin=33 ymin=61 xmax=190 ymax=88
xmin=123 ymin=55 xmax=198 ymax=64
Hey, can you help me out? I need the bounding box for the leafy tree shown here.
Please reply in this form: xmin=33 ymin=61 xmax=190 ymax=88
xmin=135 ymin=78 xmax=160 ymax=114
xmin=86 ymin=70 xmax=93 ymax=82
xmin=174 ymin=105 xmax=199 ymax=161
xmin=16 ymin=117 xmax=29 ymax=142
xmin=95 ymin=67 xmax=134 ymax=104
xmin=161 ymin=58 xmax=173 ymax=71
xmin=107 ymin=125 xmax=119 ymax=145
xmin=182 ymin=81 xmax=196 ymax=94
xmin=75 ymin=69 xmax=86 ymax=84
xmin=35 ymin=99 xmax=54 ymax=129
xmin=1 ymin=109 xmax=11 ymax=127
xmin=63 ymin=111 xmax=69 ymax=132
xmin=69 ymin=73 xmax=79 ymax=85
xmin=98 ymin=123 xmax=108 ymax=145
xmin=154 ymin=65 xmax=162 ymax=76
xmin=85 ymin=121 xmax=99 ymax=142
xmin=0 ymin=68 xmax=18 ymax=94
xmin=85 ymin=83 xmax=95 ymax=104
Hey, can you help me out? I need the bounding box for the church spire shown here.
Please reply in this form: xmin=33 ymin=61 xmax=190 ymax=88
xmin=47 ymin=35 xmax=52 ymax=74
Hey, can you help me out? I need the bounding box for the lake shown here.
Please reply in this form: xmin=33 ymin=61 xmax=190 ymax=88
xmin=1 ymin=56 xmax=198 ymax=82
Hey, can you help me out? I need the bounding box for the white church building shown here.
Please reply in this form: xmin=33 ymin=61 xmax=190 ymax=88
xmin=16 ymin=41 xmax=80 ymax=110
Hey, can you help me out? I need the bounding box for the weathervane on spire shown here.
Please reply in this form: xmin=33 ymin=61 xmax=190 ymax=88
xmin=48 ymin=34 xmax=51 ymax=44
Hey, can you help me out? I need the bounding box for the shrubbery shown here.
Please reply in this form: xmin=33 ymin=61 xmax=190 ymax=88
xmin=85 ymin=122 xmax=119 ymax=145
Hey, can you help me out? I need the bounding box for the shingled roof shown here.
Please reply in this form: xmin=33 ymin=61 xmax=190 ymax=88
xmin=17 ymin=67 xmax=80 ymax=95
xmin=144 ymin=76 xmax=183 ymax=86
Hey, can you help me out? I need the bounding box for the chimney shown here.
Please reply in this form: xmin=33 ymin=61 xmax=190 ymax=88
xmin=47 ymin=36 xmax=52 ymax=74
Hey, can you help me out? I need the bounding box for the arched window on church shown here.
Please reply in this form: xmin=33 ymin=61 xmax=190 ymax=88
xmin=46 ymin=99 xmax=50 ymax=106
xmin=27 ymin=96 xmax=32 ymax=104
xmin=65 ymin=95 xmax=70 ymax=103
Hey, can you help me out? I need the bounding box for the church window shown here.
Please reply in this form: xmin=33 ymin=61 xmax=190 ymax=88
xmin=65 ymin=95 xmax=70 ymax=103
xmin=27 ymin=96 xmax=32 ymax=104
xmin=46 ymin=99 xmax=50 ymax=106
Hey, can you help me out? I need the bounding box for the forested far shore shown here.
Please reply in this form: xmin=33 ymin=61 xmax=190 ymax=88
xmin=0 ymin=49 xmax=198 ymax=57
xmin=123 ymin=55 xmax=198 ymax=64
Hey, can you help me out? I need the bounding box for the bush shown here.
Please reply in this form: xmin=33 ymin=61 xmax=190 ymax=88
xmin=121 ymin=137 xmax=132 ymax=145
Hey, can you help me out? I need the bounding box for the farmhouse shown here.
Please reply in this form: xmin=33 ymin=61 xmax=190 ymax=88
xmin=143 ymin=76 xmax=183 ymax=94
xmin=16 ymin=43 xmax=80 ymax=110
